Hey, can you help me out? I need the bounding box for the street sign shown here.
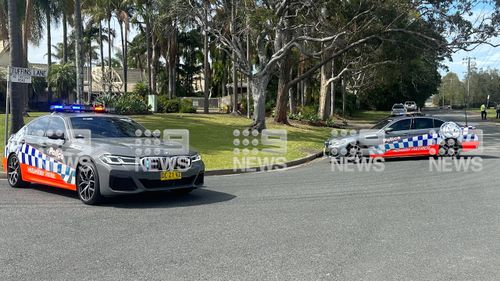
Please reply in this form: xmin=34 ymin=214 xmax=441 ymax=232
xmin=7 ymin=67 xmax=48 ymax=83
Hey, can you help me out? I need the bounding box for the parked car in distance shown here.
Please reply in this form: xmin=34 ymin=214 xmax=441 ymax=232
xmin=404 ymin=101 xmax=417 ymax=111
xmin=391 ymin=103 xmax=407 ymax=116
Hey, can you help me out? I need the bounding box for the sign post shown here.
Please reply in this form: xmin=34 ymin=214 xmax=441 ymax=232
xmin=4 ymin=66 xmax=48 ymax=144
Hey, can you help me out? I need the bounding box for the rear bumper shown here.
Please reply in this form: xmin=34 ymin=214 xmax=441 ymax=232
xmin=96 ymin=160 xmax=205 ymax=196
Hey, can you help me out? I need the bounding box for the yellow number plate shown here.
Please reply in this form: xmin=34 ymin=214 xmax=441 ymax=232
xmin=160 ymin=171 xmax=182 ymax=181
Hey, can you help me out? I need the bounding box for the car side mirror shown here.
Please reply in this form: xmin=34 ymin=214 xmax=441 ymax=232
xmin=385 ymin=127 xmax=394 ymax=133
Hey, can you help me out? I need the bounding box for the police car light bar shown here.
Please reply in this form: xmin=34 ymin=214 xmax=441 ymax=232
xmin=50 ymin=104 xmax=109 ymax=113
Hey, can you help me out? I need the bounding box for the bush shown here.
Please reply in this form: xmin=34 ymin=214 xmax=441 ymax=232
xmin=287 ymin=106 xmax=320 ymax=123
xmin=179 ymin=99 xmax=196 ymax=113
xmin=114 ymin=94 xmax=150 ymax=115
xmin=95 ymin=92 xmax=116 ymax=107
xmin=158 ymin=96 xmax=180 ymax=113
xmin=132 ymin=82 xmax=152 ymax=97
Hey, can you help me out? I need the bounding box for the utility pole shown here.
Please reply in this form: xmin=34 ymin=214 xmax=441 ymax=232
xmin=463 ymin=57 xmax=475 ymax=126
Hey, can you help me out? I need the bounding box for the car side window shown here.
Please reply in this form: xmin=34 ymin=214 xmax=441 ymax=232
xmin=46 ymin=117 xmax=67 ymax=139
xmin=389 ymin=119 xmax=411 ymax=131
xmin=26 ymin=117 xmax=50 ymax=137
xmin=412 ymin=118 xmax=434 ymax=130
xmin=434 ymin=119 xmax=445 ymax=128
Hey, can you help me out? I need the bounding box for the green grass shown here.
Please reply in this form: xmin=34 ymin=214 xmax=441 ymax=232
xmin=350 ymin=110 xmax=391 ymax=122
xmin=1 ymin=113 xmax=332 ymax=171
xmin=131 ymin=114 xmax=332 ymax=170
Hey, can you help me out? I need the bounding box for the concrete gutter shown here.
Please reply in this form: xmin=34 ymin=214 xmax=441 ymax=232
xmin=205 ymin=151 xmax=323 ymax=176
xmin=0 ymin=151 xmax=324 ymax=180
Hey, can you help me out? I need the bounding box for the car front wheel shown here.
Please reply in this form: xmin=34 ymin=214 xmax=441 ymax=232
xmin=76 ymin=161 xmax=102 ymax=205
xmin=7 ymin=154 xmax=29 ymax=188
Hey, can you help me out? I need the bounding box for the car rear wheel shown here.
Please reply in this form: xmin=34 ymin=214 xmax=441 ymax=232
xmin=7 ymin=154 xmax=29 ymax=188
xmin=76 ymin=161 xmax=102 ymax=205
xmin=438 ymin=138 xmax=461 ymax=157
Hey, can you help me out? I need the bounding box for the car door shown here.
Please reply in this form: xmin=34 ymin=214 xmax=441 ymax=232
xmin=44 ymin=116 xmax=78 ymax=190
xmin=384 ymin=118 xmax=412 ymax=143
xmin=24 ymin=116 xmax=50 ymax=153
xmin=45 ymin=116 xmax=68 ymax=163
xmin=409 ymin=117 xmax=435 ymax=139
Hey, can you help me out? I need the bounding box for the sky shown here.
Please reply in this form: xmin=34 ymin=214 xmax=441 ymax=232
xmin=28 ymin=19 xmax=499 ymax=82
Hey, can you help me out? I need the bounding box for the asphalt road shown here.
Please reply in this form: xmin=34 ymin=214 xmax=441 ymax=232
xmin=1 ymin=110 xmax=500 ymax=281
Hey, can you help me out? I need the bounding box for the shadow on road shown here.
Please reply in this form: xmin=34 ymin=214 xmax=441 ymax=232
xmin=104 ymin=189 xmax=235 ymax=209
xmin=28 ymin=185 xmax=235 ymax=209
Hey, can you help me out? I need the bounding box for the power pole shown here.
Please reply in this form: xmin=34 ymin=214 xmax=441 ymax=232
xmin=463 ymin=57 xmax=475 ymax=126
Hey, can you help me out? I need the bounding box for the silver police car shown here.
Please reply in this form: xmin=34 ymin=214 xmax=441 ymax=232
xmin=324 ymin=116 xmax=480 ymax=161
xmin=3 ymin=109 xmax=205 ymax=205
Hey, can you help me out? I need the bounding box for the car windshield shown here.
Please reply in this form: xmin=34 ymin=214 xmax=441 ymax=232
xmin=371 ymin=118 xmax=393 ymax=129
xmin=70 ymin=116 xmax=146 ymax=138
xmin=393 ymin=104 xmax=404 ymax=109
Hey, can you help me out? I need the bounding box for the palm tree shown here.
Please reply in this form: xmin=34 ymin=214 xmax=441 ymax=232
xmin=112 ymin=0 xmax=132 ymax=93
xmin=48 ymin=63 xmax=77 ymax=103
xmin=7 ymin=0 xmax=25 ymax=133
xmin=40 ymin=0 xmax=62 ymax=103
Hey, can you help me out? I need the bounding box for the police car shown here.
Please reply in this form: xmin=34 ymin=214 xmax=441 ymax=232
xmin=3 ymin=105 xmax=205 ymax=205
xmin=324 ymin=115 xmax=480 ymax=161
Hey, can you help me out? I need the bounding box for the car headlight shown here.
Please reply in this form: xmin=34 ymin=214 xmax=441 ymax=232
xmin=100 ymin=154 xmax=137 ymax=165
xmin=190 ymin=154 xmax=202 ymax=162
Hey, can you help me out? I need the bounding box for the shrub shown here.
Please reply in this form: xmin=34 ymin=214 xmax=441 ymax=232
xmin=179 ymin=99 xmax=196 ymax=113
xmin=114 ymin=94 xmax=150 ymax=115
xmin=132 ymin=82 xmax=152 ymax=97
xmin=95 ymin=92 xmax=116 ymax=107
xmin=158 ymin=96 xmax=180 ymax=113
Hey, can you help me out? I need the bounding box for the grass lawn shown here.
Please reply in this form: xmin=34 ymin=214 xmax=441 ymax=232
xmin=350 ymin=110 xmax=391 ymax=122
xmin=0 ymin=112 xmax=332 ymax=171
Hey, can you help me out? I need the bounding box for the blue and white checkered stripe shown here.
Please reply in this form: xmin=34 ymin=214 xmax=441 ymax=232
xmin=16 ymin=144 xmax=76 ymax=185
xmin=369 ymin=132 xmax=478 ymax=155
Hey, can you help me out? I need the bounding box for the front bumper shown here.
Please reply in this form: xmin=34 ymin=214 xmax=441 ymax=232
xmin=95 ymin=160 xmax=205 ymax=196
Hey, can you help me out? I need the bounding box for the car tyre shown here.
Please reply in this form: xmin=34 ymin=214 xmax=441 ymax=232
xmin=7 ymin=154 xmax=29 ymax=188
xmin=76 ymin=160 xmax=102 ymax=205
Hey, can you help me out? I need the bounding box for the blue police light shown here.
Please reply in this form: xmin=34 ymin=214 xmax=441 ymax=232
xmin=71 ymin=105 xmax=83 ymax=110
xmin=50 ymin=105 xmax=64 ymax=111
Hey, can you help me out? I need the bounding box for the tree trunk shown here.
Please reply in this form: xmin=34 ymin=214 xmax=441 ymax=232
xmin=21 ymin=0 xmax=33 ymax=112
xmin=151 ymin=34 xmax=159 ymax=94
xmin=230 ymin=0 xmax=237 ymax=113
xmin=203 ymin=1 xmax=209 ymax=113
xmin=123 ymin=17 xmax=128 ymax=93
xmin=250 ymin=74 xmax=271 ymax=131
xmin=46 ymin=4 xmax=52 ymax=104
xmin=318 ymin=60 xmax=332 ymax=120
xmin=274 ymin=52 xmax=292 ymax=124
xmin=329 ymin=61 xmax=335 ymax=117
xmin=8 ymin=0 xmax=24 ymax=133
xmin=88 ymin=48 xmax=92 ymax=103
xmin=107 ymin=17 xmax=112 ymax=92
xmin=63 ymin=13 xmax=68 ymax=63
xmin=145 ymin=14 xmax=152 ymax=92
xmin=167 ymin=28 xmax=177 ymax=98
xmin=74 ymin=0 xmax=84 ymax=102
xmin=99 ymin=21 xmax=104 ymax=85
